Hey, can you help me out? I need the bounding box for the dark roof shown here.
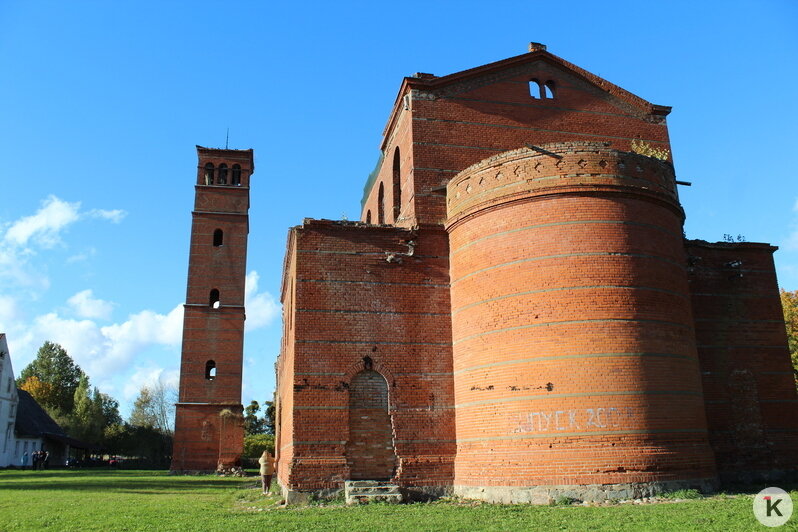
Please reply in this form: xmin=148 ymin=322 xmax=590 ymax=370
xmin=15 ymin=389 xmax=67 ymax=438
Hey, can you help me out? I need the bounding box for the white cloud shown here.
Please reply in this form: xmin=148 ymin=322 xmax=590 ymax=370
xmin=67 ymin=289 xmax=115 ymax=320
xmin=244 ymin=270 xmax=280 ymax=331
xmin=0 ymin=196 xmax=125 ymax=297
xmin=88 ymin=209 xmax=127 ymax=223
xmin=123 ymin=366 xmax=180 ymax=402
xmin=100 ymin=305 xmax=184 ymax=368
xmin=3 ymin=196 xmax=81 ymax=248
xmin=2 ymin=304 xmax=183 ymax=382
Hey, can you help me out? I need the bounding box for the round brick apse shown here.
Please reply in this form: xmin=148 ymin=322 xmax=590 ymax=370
xmin=446 ymin=142 xmax=717 ymax=496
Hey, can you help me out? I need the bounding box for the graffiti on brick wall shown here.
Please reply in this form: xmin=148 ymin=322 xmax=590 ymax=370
xmin=511 ymin=406 xmax=635 ymax=433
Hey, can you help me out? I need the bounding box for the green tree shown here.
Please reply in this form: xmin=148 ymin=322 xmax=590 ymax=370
xmin=98 ymin=393 xmax=122 ymax=427
xmin=243 ymin=433 xmax=274 ymax=458
xmin=103 ymin=423 xmax=172 ymax=467
xmin=129 ymin=382 xmax=175 ymax=434
xmin=244 ymin=400 xmax=266 ymax=435
xmin=780 ymin=289 xmax=798 ymax=389
xmin=129 ymin=387 xmax=158 ymax=428
xmin=17 ymin=341 xmax=83 ymax=413
xmin=243 ymin=399 xmax=275 ymax=436
xmin=263 ymin=400 xmax=275 ymax=436
xmin=71 ymin=374 xmax=104 ymax=442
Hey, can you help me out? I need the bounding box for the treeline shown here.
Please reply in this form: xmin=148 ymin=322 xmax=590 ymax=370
xmin=242 ymin=399 xmax=275 ymax=461
xmin=17 ymin=341 xmax=173 ymax=466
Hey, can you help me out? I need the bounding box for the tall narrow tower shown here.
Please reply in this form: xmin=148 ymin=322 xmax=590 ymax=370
xmin=171 ymin=146 xmax=253 ymax=472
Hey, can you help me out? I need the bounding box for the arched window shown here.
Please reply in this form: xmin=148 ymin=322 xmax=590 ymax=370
xmin=231 ymin=164 xmax=241 ymax=186
xmin=218 ymin=164 xmax=228 ymax=185
xmin=392 ymin=148 xmax=401 ymax=222
xmin=366 ymin=210 xmax=372 ymax=224
xmin=209 ymin=289 xmax=220 ymax=309
xmin=213 ymin=229 xmax=223 ymax=247
xmin=529 ymin=79 xmax=542 ymax=99
xmin=204 ymin=163 xmax=214 ymax=185
xmin=205 ymin=360 xmax=216 ymax=380
xmin=377 ymin=182 xmax=385 ymax=224
xmin=544 ymin=81 xmax=555 ymax=99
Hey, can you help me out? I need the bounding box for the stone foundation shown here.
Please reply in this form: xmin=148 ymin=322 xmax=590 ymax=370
xmin=454 ymin=478 xmax=719 ymax=504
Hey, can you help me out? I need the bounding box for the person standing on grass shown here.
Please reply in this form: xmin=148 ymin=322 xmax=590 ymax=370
xmin=44 ymin=451 xmax=50 ymax=469
xmin=21 ymin=451 xmax=28 ymax=470
xmin=259 ymin=450 xmax=276 ymax=495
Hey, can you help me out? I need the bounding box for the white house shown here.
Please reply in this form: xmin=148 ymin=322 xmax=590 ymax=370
xmin=0 ymin=333 xmax=19 ymax=467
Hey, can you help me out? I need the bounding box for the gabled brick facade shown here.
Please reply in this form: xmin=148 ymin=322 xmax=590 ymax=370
xmin=275 ymin=44 xmax=798 ymax=503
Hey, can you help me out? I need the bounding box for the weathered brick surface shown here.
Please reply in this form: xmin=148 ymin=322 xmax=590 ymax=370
xmin=347 ymin=370 xmax=397 ymax=480
xmin=276 ymin=46 xmax=796 ymax=499
xmin=172 ymin=147 xmax=252 ymax=472
xmin=276 ymin=221 xmax=455 ymax=490
xmin=447 ymin=144 xmax=716 ymax=486
xmin=362 ymin=48 xmax=671 ymax=227
xmin=686 ymin=241 xmax=798 ymax=479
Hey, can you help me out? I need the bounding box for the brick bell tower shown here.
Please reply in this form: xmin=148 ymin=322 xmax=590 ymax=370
xmin=171 ymin=146 xmax=253 ymax=472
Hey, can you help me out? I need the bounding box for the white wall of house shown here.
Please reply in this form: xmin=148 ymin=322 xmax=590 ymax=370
xmin=0 ymin=334 xmax=20 ymax=467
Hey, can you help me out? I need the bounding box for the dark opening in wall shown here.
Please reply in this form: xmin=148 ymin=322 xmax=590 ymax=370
xmin=232 ymin=164 xmax=241 ymax=186
xmin=529 ymin=79 xmax=541 ymax=99
xmin=392 ymin=148 xmax=401 ymax=222
xmin=209 ymin=289 xmax=220 ymax=309
xmin=378 ymin=182 xmax=385 ymax=224
xmin=544 ymin=81 xmax=555 ymax=99
xmin=204 ymin=163 xmax=215 ymax=185
xmin=366 ymin=210 xmax=372 ymax=224
xmin=205 ymin=360 xmax=216 ymax=380
xmin=218 ymin=164 xmax=228 ymax=185
xmin=213 ymin=229 xmax=223 ymax=247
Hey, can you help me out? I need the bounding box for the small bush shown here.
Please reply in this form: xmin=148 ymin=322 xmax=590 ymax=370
xmin=551 ymin=495 xmax=576 ymax=506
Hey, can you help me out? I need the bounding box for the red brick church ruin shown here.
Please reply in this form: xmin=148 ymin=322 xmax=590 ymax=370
xmin=170 ymin=44 xmax=798 ymax=501
xmin=272 ymin=44 xmax=798 ymax=503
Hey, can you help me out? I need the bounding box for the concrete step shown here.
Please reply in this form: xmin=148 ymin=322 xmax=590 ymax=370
xmin=344 ymin=480 xmax=404 ymax=504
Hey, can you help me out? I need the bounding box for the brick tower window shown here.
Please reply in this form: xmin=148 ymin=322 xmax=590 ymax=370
xmin=392 ymin=148 xmax=401 ymax=222
xmin=378 ymin=182 xmax=385 ymax=224
xmin=544 ymin=81 xmax=555 ymax=99
xmin=218 ymin=164 xmax=228 ymax=185
xmin=209 ymin=289 xmax=220 ymax=309
xmin=205 ymin=360 xmax=216 ymax=380
xmin=231 ymin=164 xmax=241 ymax=186
xmin=366 ymin=210 xmax=372 ymax=224
xmin=204 ymin=163 xmax=215 ymax=185
xmin=213 ymin=229 xmax=223 ymax=247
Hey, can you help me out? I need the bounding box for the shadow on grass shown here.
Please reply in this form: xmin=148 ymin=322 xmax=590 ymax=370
xmin=718 ymin=481 xmax=798 ymax=496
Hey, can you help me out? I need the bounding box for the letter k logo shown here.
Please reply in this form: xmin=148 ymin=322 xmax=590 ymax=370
xmin=764 ymin=496 xmax=783 ymax=517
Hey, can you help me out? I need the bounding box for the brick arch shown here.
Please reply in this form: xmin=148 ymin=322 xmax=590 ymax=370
xmin=345 ymin=368 xmax=398 ymax=480
xmin=343 ymin=356 xmax=397 ymax=402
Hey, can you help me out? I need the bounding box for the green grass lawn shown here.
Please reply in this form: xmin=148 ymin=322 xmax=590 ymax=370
xmin=0 ymin=470 xmax=794 ymax=531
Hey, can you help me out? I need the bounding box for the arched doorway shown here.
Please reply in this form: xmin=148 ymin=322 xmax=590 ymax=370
xmin=346 ymin=369 xmax=397 ymax=480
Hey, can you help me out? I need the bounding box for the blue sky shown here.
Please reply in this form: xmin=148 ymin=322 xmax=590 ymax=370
xmin=1 ymin=1 xmax=796 ymax=417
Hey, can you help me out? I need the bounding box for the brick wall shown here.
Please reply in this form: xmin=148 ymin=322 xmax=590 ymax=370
xmin=172 ymin=147 xmax=252 ymax=472
xmin=363 ymin=48 xmax=671 ymax=228
xmin=447 ymin=144 xmax=716 ymax=487
xmin=276 ymin=220 xmax=455 ymax=491
xmin=277 ymin=47 xmax=796 ymax=498
xmin=687 ymin=241 xmax=798 ymax=479
xmin=346 ymin=369 xmax=396 ymax=480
